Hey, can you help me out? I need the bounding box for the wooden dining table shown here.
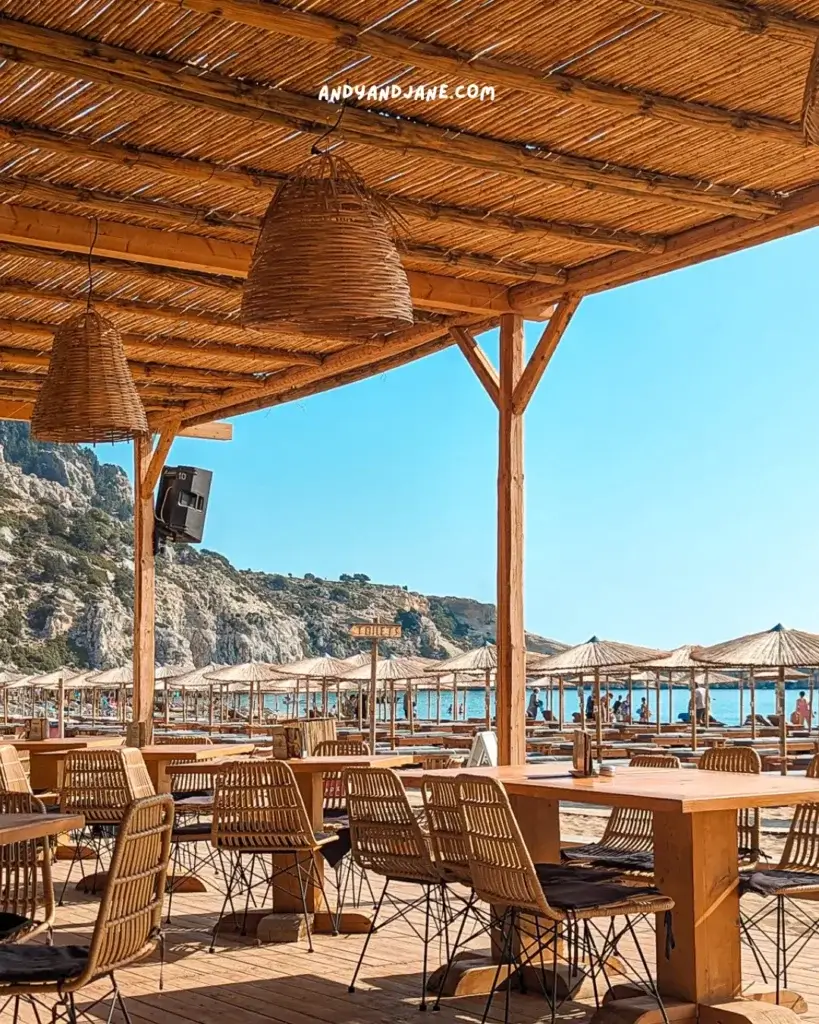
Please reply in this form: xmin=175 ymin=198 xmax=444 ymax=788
xmin=136 ymin=743 xmax=256 ymax=793
xmin=171 ymin=752 xmax=415 ymax=940
xmin=0 ymin=812 xmax=84 ymax=844
xmin=4 ymin=736 xmax=125 ymax=791
xmin=410 ymin=762 xmax=819 ymax=1024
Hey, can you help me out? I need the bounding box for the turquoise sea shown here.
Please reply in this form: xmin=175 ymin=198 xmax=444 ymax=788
xmin=253 ymin=684 xmax=812 ymax=727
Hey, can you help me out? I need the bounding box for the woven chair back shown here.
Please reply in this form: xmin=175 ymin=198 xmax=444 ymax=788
xmin=0 ymin=746 xmax=32 ymax=794
xmin=600 ymin=754 xmax=681 ymax=853
xmin=60 ymin=749 xmax=155 ymax=823
xmin=212 ymin=759 xmax=317 ymax=850
xmin=456 ymin=774 xmax=556 ymax=919
xmin=419 ymin=754 xmax=462 ymax=771
xmin=159 ymin=737 xmax=214 ymax=794
xmin=699 ymin=746 xmax=761 ymax=864
xmin=0 ymin=791 xmax=54 ymax=940
xmin=343 ymin=767 xmax=438 ymax=884
xmin=71 ymin=795 xmax=173 ymax=990
xmin=314 ymin=740 xmax=370 ymax=813
xmin=776 ymin=752 xmax=819 ymax=871
xmin=421 ymin=775 xmax=472 ymax=885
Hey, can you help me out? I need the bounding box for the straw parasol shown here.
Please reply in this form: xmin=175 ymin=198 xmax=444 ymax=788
xmin=204 ymin=662 xmax=291 ymax=724
xmin=694 ymin=624 xmax=819 ymax=773
xmin=425 ymin=643 xmax=497 ymax=728
xmin=280 ymin=654 xmax=354 ymax=717
xmin=158 ymin=663 xmax=227 ymax=727
xmin=342 ymin=655 xmax=430 ymax=744
xmin=641 ymin=645 xmax=723 ymax=747
xmin=536 ymin=637 xmax=667 ymax=760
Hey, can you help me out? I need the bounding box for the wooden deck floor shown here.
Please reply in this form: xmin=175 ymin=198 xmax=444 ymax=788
xmin=8 ymin=822 xmax=819 ymax=1024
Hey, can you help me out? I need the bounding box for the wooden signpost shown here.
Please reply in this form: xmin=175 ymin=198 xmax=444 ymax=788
xmin=350 ymin=621 xmax=402 ymax=751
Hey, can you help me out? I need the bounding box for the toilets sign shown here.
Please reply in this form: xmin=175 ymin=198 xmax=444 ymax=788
xmin=349 ymin=623 xmax=403 ymax=639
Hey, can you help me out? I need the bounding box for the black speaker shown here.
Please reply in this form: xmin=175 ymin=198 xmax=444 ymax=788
xmin=155 ymin=466 xmax=212 ymax=545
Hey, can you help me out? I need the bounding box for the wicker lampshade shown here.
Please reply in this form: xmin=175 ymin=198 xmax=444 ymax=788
xmin=31 ymin=309 xmax=149 ymax=443
xmin=242 ymin=152 xmax=414 ymax=338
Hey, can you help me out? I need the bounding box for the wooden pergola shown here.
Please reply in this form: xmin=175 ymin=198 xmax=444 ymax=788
xmin=1 ymin=0 xmax=819 ymax=760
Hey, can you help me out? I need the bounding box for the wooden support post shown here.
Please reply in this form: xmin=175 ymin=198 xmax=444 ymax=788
xmin=132 ymin=435 xmax=156 ymax=744
xmin=496 ymin=313 xmax=526 ymax=766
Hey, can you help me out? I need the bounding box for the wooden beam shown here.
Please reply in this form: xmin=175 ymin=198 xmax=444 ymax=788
xmin=803 ymin=39 xmax=819 ymax=143
xmin=0 ymin=280 xmax=318 ymax=358
xmin=636 ymin=0 xmax=819 ymax=45
xmin=143 ymin=424 xmax=179 ymax=495
xmin=509 ymin=180 xmax=819 ymax=314
xmin=177 ymin=421 xmax=232 ymax=440
xmin=0 ymin=397 xmax=31 ymax=420
xmin=512 ymin=297 xmax=582 ymax=413
xmin=450 ymin=327 xmax=499 ymax=406
xmin=0 ymin=205 xmax=516 ymax=315
xmin=496 ymin=314 xmax=526 ymax=767
xmin=0 ymin=174 xmax=568 ymax=284
xmin=0 ymin=311 xmax=321 ymax=371
xmin=167 ymin=0 xmax=800 ymax=144
xmin=0 ymin=239 xmax=243 ymax=293
xmin=183 ymin=331 xmax=464 ymax=426
xmin=0 ymin=120 xmax=665 ymax=254
xmin=0 ymin=19 xmax=780 ymax=217
xmin=180 ymin=320 xmax=463 ymax=426
xmin=0 ymin=335 xmax=268 ymax=389
xmin=132 ymin=436 xmax=156 ymax=736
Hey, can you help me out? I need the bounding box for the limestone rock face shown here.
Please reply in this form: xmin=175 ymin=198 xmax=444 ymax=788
xmin=0 ymin=423 xmax=565 ymax=672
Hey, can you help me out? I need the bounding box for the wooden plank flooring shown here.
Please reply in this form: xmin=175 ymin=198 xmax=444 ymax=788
xmin=7 ymin=818 xmax=819 ymax=1024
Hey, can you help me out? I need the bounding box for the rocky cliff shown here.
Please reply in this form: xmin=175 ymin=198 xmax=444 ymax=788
xmin=0 ymin=423 xmax=565 ymax=672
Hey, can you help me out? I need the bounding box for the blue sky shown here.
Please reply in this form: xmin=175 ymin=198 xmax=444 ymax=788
xmin=100 ymin=228 xmax=819 ymax=649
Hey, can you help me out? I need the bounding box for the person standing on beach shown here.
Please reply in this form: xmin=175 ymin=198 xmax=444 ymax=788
xmin=796 ymin=691 xmax=812 ymax=728
xmin=638 ymin=697 xmax=651 ymax=723
xmin=694 ymin=684 xmax=706 ymax=725
xmin=527 ymin=687 xmax=543 ymax=720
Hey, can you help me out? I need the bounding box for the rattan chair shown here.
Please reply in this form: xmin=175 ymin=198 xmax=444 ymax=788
xmin=0 ymin=747 xmax=31 ymax=795
xmin=456 ymin=773 xmax=674 ymax=1024
xmin=0 ymin=794 xmax=173 ymax=1024
xmin=740 ymin=752 xmax=819 ymax=1001
xmin=314 ymin=739 xmax=370 ymax=817
xmin=0 ymin=792 xmax=55 ymax=945
xmin=699 ymin=746 xmax=762 ymax=868
xmin=209 ymin=759 xmax=337 ymax=953
xmin=58 ymin=748 xmax=156 ymax=901
xmin=344 ymin=766 xmax=445 ymax=1009
xmin=561 ymin=754 xmax=681 ymax=876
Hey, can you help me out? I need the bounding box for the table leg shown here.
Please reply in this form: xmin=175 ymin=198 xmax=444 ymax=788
xmin=218 ymin=770 xmax=370 ymax=942
xmin=597 ymin=808 xmax=804 ymax=1024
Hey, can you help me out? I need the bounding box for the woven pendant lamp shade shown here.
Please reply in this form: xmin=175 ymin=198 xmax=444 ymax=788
xmin=31 ymin=310 xmax=149 ymax=443
xmin=242 ymin=152 xmax=413 ymax=338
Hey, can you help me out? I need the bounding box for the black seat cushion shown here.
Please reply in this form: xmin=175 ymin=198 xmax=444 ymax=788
xmin=0 ymin=913 xmax=34 ymax=942
xmin=561 ymin=845 xmax=655 ymax=873
xmin=740 ymin=870 xmax=819 ymax=897
xmin=0 ymin=944 xmax=88 ymax=983
xmin=535 ymin=863 xmax=661 ymax=911
xmin=172 ymin=823 xmax=212 ymax=840
xmin=171 ymin=790 xmax=212 ymax=801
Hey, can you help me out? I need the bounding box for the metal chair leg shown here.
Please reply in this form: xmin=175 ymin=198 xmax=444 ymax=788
xmin=349 ymin=880 xmax=389 ymax=994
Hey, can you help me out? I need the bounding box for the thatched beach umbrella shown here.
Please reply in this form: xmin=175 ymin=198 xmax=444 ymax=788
xmin=342 ymin=655 xmax=430 ymax=745
xmin=22 ymin=668 xmax=96 ymax=737
xmin=281 ymin=654 xmax=352 ymax=717
xmin=694 ymin=624 xmax=819 ymax=774
xmin=93 ymin=664 xmax=190 ymax=724
xmin=0 ymin=670 xmax=22 ymax=724
xmin=642 ymin=646 xmax=726 ymax=749
xmin=536 ymin=637 xmax=667 ymax=761
xmin=205 ymin=662 xmax=290 ymax=724
xmin=425 ymin=643 xmax=497 ymax=728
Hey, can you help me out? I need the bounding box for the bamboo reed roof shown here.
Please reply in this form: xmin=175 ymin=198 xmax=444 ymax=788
xmin=341 ymin=655 xmax=431 ymax=681
xmin=1 ymin=0 xmax=819 ymax=427
xmin=278 ymin=654 xmax=354 ymax=679
xmin=694 ymin=624 xmax=819 ymax=668
xmin=642 ymin=644 xmax=720 ymax=670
